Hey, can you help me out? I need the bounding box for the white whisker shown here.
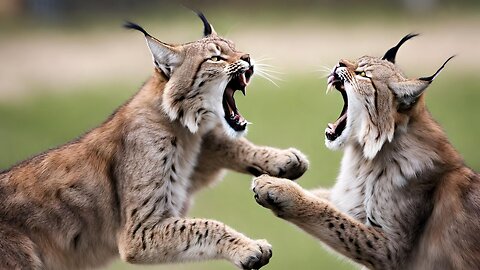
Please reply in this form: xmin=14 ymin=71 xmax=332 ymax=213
xmin=254 ymin=57 xmax=274 ymax=63
xmin=255 ymin=71 xmax=280 ymax=88
xmin=255 ymin=67 xmax=283 ymax=80
xmin=250 ymin=57 xmax=283 ymax=88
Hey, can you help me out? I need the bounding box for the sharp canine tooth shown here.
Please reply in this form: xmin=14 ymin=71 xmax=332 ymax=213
xmin=240 ymin=73 xmax=247 ymax=85
xmin=326 ymin=83 xmax=333 ymax=94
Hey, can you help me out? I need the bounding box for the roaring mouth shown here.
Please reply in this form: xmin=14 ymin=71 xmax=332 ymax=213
xmin=325 ymin=73 xmax=348 ymax=141
xmin=223 ymin=66 xmax=254 ymax=131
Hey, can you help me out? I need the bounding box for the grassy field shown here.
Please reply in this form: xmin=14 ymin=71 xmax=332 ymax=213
xmin=0 ymin=73 xmax=478 ymax=270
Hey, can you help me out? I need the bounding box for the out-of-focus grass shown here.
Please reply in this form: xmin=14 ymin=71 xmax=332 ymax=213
xmin=0 ymin=74 xmax=478 ymax=270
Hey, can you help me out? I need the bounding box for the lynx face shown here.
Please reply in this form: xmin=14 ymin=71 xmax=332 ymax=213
xmin=324 ymin=56 xmax=398 ymax=159
xmin=125 ymin=15 xmax=253 ymax=137
xmin=325 ymin=34 xmax=454 ymax=159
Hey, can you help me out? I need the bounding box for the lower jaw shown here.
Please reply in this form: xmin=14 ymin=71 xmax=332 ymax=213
xmin=222 ymin=119 xmax=247 ymax=137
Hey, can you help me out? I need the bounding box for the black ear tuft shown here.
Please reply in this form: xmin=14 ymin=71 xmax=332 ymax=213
xmin=123 ymin=21 xmax=151 ymax=37
xmin=419 ymin=55 xmax=456 ymax=82
xmin=195 ymin=11 xmax=213 ymax=36
xmin=382 ymin=33 xmax=419 ymax=63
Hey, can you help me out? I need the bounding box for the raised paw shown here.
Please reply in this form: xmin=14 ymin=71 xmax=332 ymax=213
xmin=252 ymin=175 xmax=303 ymax=218
xmin=248 ymin=148 xmax=308 ymax=180
xmin=280 ymin=148 xmax=308 ymax=180
xmin=233 ymin=239 xmax=272 ymax=270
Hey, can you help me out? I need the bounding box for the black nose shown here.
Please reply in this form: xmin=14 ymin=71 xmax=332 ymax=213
xmin=338 ymin=62 xmax=347 ymax=68
xmin=241 ymin=54 xmax=251 ymax=65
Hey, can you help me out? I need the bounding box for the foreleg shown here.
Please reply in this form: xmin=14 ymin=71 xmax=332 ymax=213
xmin=200 ymin=127 xmax=309 ymax=180
xmin=118 ymin=217 xmax=272 ymax=269
xmin=252 ymin=175 xmax=399 ymax=270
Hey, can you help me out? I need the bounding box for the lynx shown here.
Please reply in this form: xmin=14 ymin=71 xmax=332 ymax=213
xmin=252 ymin=34 xmax=479 ymax=269
xmin=0 ymin=13 xmax=308 ymax=270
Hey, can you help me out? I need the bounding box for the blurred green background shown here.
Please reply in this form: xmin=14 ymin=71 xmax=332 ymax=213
xmin=0 ymin=1 xmax=479 ymax=270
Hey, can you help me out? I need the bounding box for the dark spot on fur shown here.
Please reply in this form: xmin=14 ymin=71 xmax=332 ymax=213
xmin=196 ymin=234 xmax=203 ymax=244
xmin=174 ymin=95 xmax=185 ymax=103
xmin=141 ymin=198 xmax=150 ymax=207
xmin=354 ymin=241 xmax=360 ymax=249
xmin=387 ymin=249 xmax=392 ymax=261
xmin=328 ymin=222 xmax=335 ymax=228
xmin=132 ymin=223 xmax=141 ymax=237
xmin=340 ymin=223 xmax=345 ymax=230
xmin=366 ymin=240 xmax=374 ymax=249
xmin=180 ymin=225 xmax=186 ymax=232
xmin=73 ymin=233 xmax=80 ymax=249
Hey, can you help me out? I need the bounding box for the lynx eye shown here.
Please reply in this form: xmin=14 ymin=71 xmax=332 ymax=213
xmin=355 ymin=70 xmax=368 ymax=77
xmin=210 ymin=56 xmax=223 ymax=62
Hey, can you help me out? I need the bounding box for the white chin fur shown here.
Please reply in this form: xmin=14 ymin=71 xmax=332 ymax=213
xmin=325 ymin=126 xmax=349 ymax=150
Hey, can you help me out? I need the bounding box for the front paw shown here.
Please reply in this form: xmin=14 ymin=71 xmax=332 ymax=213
xmin=252 ymin=175 xmax=303 ymax=218
xmin=233 ymin=239 xmax=272 ymax=270
xmin=265 ymin=148 xmax=309 ymax=180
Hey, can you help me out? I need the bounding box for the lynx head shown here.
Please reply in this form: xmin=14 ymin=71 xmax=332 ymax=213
xmin=325 ymin=34 xmax=454 ymax=159
xmin=125 ymin=12 xmax=253 ymax=137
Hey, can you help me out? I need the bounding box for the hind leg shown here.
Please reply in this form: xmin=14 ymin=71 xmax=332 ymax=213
xmin=0 ymin=224 xmax=43 ymax=270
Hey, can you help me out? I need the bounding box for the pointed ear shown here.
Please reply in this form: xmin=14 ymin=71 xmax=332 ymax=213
xmin=389 ymin=80 xmax=430 ymax=111
xmin=389 ymin=55 xmax=455 ymax=111
xmin=195 ymin=11 xmax=217 ymax=36
xmin=124 ymin=22 xmax=182 ymax=77
xmin=382 ymin=33 xmax=419 ymax=64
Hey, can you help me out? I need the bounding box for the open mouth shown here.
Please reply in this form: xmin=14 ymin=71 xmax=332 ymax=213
xmin=223 ymin=66 xmax=254 ymax=131
xmin=325 ymin=73 xmax=348 ymax=141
